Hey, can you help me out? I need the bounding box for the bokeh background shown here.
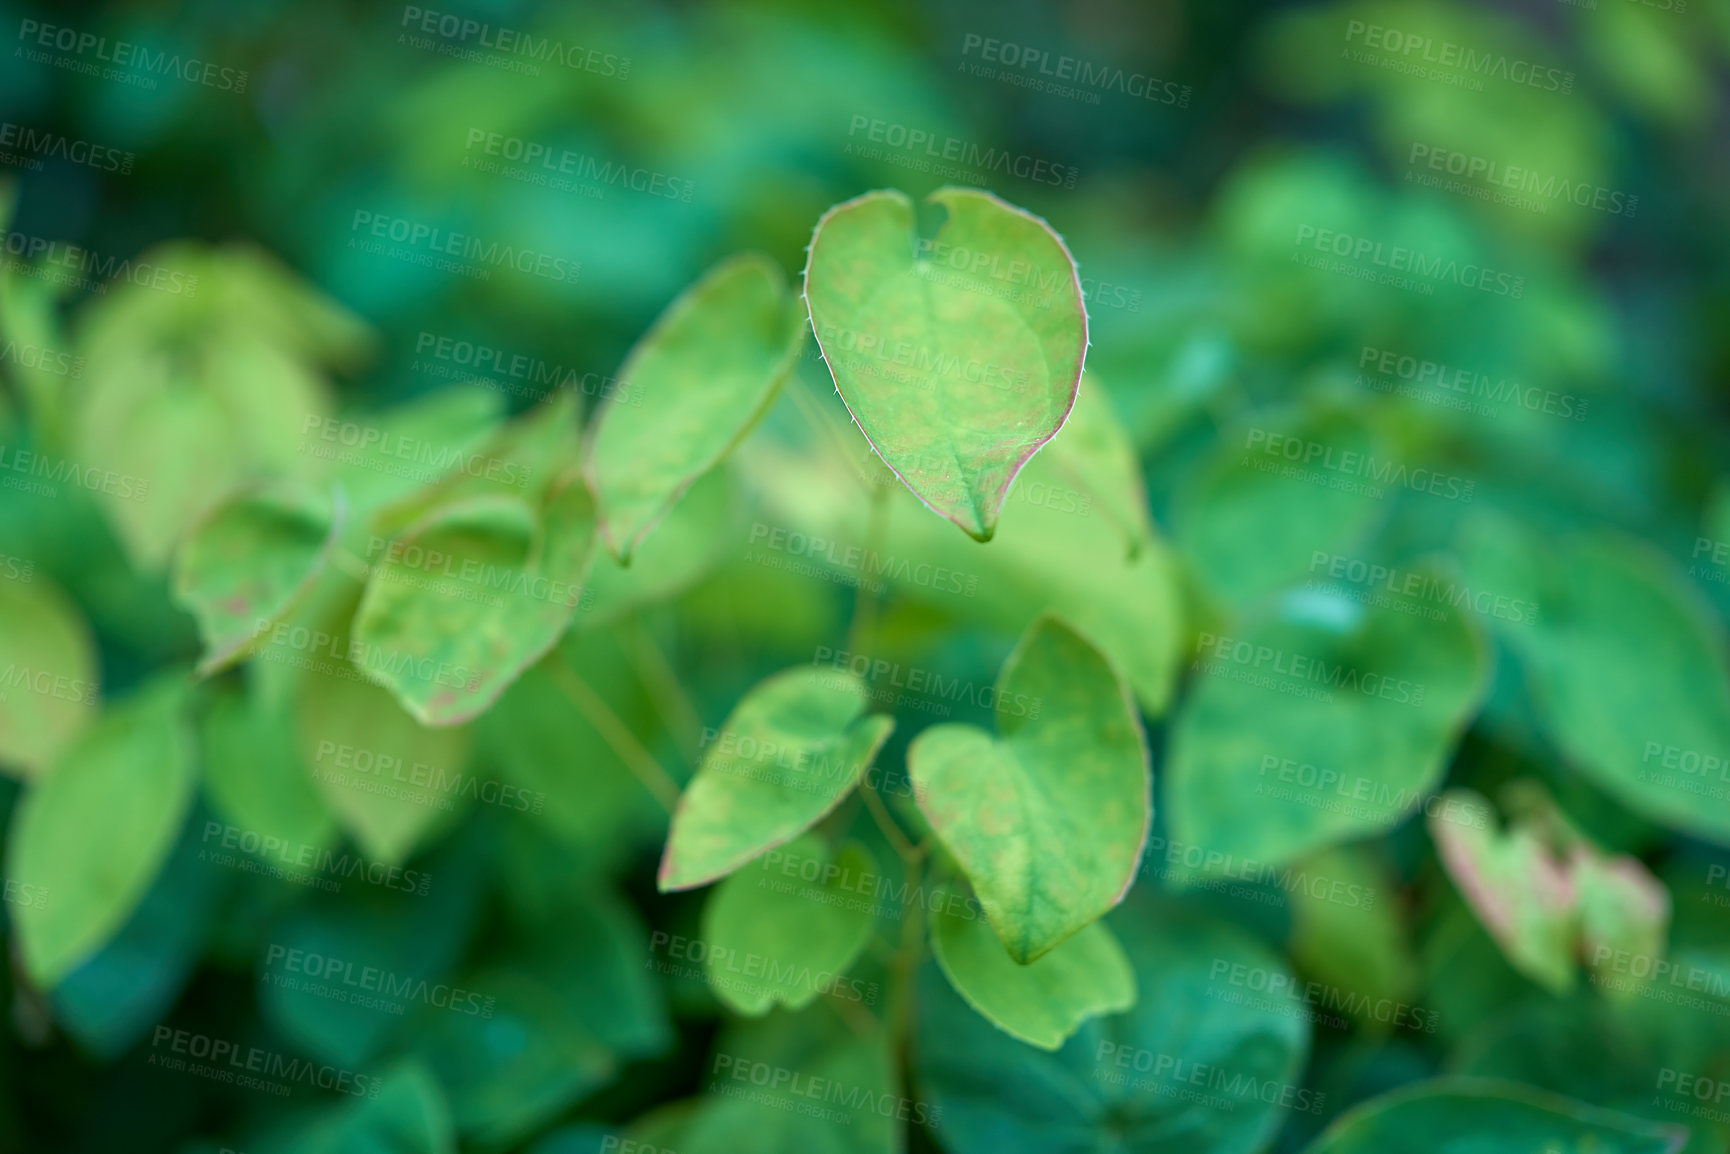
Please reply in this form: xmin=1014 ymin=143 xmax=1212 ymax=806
xmin=1 ymin=0 xmax=1729 ymax=1151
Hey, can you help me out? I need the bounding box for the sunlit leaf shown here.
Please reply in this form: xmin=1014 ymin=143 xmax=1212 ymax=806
xmin=0 ymin=572 xmax=98 ymax=779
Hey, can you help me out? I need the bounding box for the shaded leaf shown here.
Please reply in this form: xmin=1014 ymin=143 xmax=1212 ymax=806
xmin=0 ymin=572 xmax=98 ymax=779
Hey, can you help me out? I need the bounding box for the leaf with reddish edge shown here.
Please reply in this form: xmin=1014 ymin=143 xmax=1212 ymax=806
xmin=1429 ymin=785 xmax=1671 ymax=995
xmin=173 ymin=479 xmax=346 ymax=677
xmin=803 ymin=187 xmax=1088 ymax=542
xmin=909 ymin=614 xmax=1150 ymax=963
xmin=657 ymin=667 xmax=894 ymax=892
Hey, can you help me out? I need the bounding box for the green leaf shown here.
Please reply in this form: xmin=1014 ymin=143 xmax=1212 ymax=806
xmin=910 ymin=615 xmax=1149 ymax=962
xmin=658 ymin=667 xmax=893 ymax=891
xmin=200 ymin=685 xmax=335 ymax=855
xmin=586 ymin=253 xmax=804 ymax=563
xmin=0 ymin=572 xmax=98 ymax=779
xmin=1288 ymin=842 xmax=1416 ymax=1031
xmin=1509 ymin=533 xmax=1730 ymax=845
xmin=8 ymin=676 xmax=194 ymax=987
xmin=928 ymin=881 xmax=1135 ymax=1050
xmin=1166 ymin=571 xmax=1488 ymax=872
xmin=803 ymin=187 xmax=1087 ymax=541
xmin=917 ymin=895 xmax=1311 ymax=1151
xmin=580 ymin=466 xmax=738 ymax=629
xmin=680 ymin=1010 xmax=900 ymax=1154
xmin=353 ymin=471 xmax=598 ymax=725
xmin=1300 ymin=1077 xmax=1689 ymax=1154
xmin=699 ymin=834 xmax=878 ymax=1015
xmin=291 ymin=580 xmax=473 ymax=863
xmin=173 ymin=479 xmax=345 ymax=676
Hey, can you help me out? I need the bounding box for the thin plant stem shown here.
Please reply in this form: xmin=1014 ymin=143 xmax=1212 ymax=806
xmin=543 ymin=652 xmax=681 ymax=812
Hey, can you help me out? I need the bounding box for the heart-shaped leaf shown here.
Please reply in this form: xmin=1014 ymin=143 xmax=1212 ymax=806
xmin=928 ymin=881 xmax=1135 ymax=1050
xmin=0 ymin=572 xmax=98 ymax=779
xmin=586 ymin=253 xmax=804 ymax=563
xmin=9 ymin=676 xmax=194 ymax=987
xmin=699 ymin=834 xmax=878 ymax=1015
xmin=354 ymin=472 xmax=598 ymax=725
xmin=1301 ymin=1077 xmax=1689 ymax=1154
xmin=173 ymin=479 xmax=345 ymax=676
xmin=658 ymin=667 xmax=894 ymax=892
xmin=803 ymin=186 xmax=1087 ymax=541
xmin=909 ymin=615 xmax=1150 ymax=962
xmin=1166 ymin=572 xmax=1488 ymax=873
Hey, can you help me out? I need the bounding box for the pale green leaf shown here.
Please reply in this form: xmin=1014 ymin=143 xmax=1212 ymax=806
xmin=658 ymin=667 xmax=893 ymax=891
xmin=910 ymin=615 xmax=1149 ymax=962
xmin=803 ymin=187 xmax=1087 ymax=541
xmin=0 ymin=573 xmax=98 ymax=779
xmin=586 ymin=253 xmax=804 ymax=562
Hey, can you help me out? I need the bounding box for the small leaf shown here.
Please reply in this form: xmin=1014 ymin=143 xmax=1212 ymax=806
xmin=173 ymin=479 xmax=345 ymax=676
xmin=804 ymin=187 xmax=1087 ymax=541
xmin=699 ymin=834 xmax=878 ymax=1015
xmin=279 ymin=1060 xmax=457 ymax=1154
xmin=1429 ymin=786 xmax=1671 ymax=996
xmin=910 ymin=615 xmax=1150 ymax=962
xmin=8 ymin=676 xmax=194 ymax=987
xmin=1287 ymin=842 xmax=1416 ymax=1031
xmin=354 ymin=471 xmax=597 ymax=725
xmin=658 ymin=667 xmax=893 ymax=892
xmin=200 ymin=685 xmax=335 ymax=854
xmin=1043 ymin=375 xmax=1155 ymax=559
xmin=0 ymin=573 xmax=98 ymax=779
xmin=585 ymin=253 xmax=804 ymax=562
xmin=928 ymin=881 xmax=1135 ymax=1051
xmin=1301 ymin=1077 xmax=1689 ymax=1154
